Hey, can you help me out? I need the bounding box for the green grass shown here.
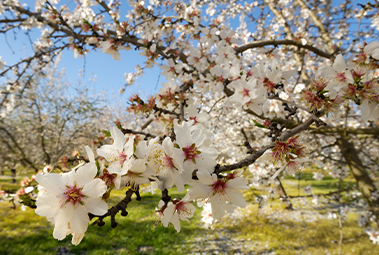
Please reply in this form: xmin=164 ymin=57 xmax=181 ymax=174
xmin=282 ymin=168 xmax=356 ymax=196
xmin=0 ymin=179 xmax=22 ymax=191
xmin=214 ymin=204 xmax=379 ymax=255
xmin=1 ymin=167 xmax=36 ymax=192
xmin=0 ymin=188 xmax=203 ymax=255
xmin=1 ymin=168 xmax=379 ymax=255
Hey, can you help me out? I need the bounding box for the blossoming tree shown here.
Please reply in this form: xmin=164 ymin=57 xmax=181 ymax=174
xmin=0 ymin=55 xmax=120 ymax=180
xmin=1 ymin=0 xmax=379 ymax=246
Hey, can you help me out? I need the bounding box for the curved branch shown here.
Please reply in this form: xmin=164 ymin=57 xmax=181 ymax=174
xmin=89 ymin=188 xmax=139 ymax=228
xmin=121 ymin=128 xmax=157 ymax=139
xmin=216 ymin=112 xmax=322 ymax=173
xmin=310 ymin=127 xmax=379 ymax=136
xmin=215 ymin=144 xmax=273 ymax=173
xmin=235 ymin=39 xmax=333 ymax=59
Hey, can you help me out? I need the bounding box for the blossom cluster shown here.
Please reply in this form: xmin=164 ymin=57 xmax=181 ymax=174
xmin=33 ymin=121 xmax=249 ymax=244
xmin=1 ymin=0 xmax=379 ymax=247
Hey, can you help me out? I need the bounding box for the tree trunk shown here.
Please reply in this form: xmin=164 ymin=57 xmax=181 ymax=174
xmin=11 ymin=168 xmax=16 ymax=183
xmin=336 ymin=136 xmax=379 ymax=217
xmin=275 ymin=177 xmax=293 ymax=210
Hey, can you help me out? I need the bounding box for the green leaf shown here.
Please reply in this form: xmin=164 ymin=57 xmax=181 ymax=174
xmin=96 ymin=161 xmax=101 ymax=172
xmin=103 ymin=129 xmax=111 ymax=137
xmin=253 ymin=120 xmax=267 ymax=128
xmin=319 ymin=90 xmax=329 ymax=95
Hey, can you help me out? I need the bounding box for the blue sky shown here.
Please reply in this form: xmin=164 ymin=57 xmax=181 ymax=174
xmin=0 ymin=30 xmax=162 ymax=104
xmin=0 ymin=1 xmax=163 ymax=107
xmin=0 ymin=0 xmax=372 ymax=106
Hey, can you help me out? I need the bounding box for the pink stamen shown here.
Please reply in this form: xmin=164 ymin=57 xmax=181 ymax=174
xmin=163 ymin=155 xmax=175 ymax=169
xmin=216 ymin=76 xmax=224 ymax=83
xmin=241 ymin=88 xmax=250 ymax=97
xmin=212 ymin=179 xmax=228 ymax=195
xmin=272 ymin=141 xmax=291 ymax=162
xmin=101 ymin=170 xmax=117 ymax=187
xmin=336 ymin=72 xmax=347 ymax=82
xmin=263 ymin=77 xmax=275 ymax=91
xmin=118 ymin=151 xmax=127 ymax=165
xmin=64 ymin=186 xmax=84 ymax=205
xmin=182 ymin=144 xmax=200 ymax=163
xmin=173 ymin=200 xmax=191 ymax=215
xmin=189 ymin=116 xmax=198 ymax=124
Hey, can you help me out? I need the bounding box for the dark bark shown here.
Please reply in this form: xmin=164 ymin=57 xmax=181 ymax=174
xmin=275 ymin=177 xmax=293 ymax=210
xmin=337 ymin=136 xmax=379 ymax=217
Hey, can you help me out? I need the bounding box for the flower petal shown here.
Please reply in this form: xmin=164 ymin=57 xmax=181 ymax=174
xmin=228 ymin=177 xmax=249 ymax=190
xmin=85 ymin=146 xmax=95 ymax=164
xmin=84 ymin=197 xmax=108 ymax=215
xmin=82 ymin=178 xmax=107 ymax=198
xmin=282 ymin=70 xmax=297 ymax=79
xmin=36 ymin=173 xmax=64 ymax=194
xmin=111 ymin=126 xmax=126 ymax=152
xmin=70 ymin=205 xmax=89 ymax=234
xmin=35 ymin=193 xmax=61 ymax=218
xmin=226 ymin=189 xmax=246 ymax=208
xmin=128 ymin=158 xmax=146 ymax=174
xmin=161 ymin=203 xmax=175 ymax=227
xmin=210 ymin=194 xmax=226 ymax=219
xmin=332 ymin=54 xmax=347 ymax=73
xmin=364 ymin=41 xmax=379 ymax=54
xmin=53 ymin=203 xmax=75 ymax=240
xmin=172 ymin=170 xmax=184 ymax=193
xmin=187 ymin=183 xmax=212 ymax=200
xmin=171 ymin=212 xmax=181 ymax=232
xmin=71 ymin=232 xmax=85 ymax=246
xmin=196 ymin=168 xmax=214 ymax=185
xmin=135 ymin=141 xmax=148 ymax=159
xmin=123 ymin=135 xmax=135 ymax=157
xmin=96 ymin=145 xmax=115 ymax=159
xmin=75 ymin=163 xmax=97 ymax=188
xmin=61 ymin=170 xmax=76 ymax=187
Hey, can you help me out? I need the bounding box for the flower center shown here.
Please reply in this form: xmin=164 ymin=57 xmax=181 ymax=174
xmin=189 ymin=116 xmax=198 ymax=124
xmin=101 ymin=170 xmax=117 ymax=187
xmin=64 ymin=186 xmax=84 ymax=205
xmin=336 ymin=72 xmax=347 ymax=82
xmin=182 ymin=143 xmax=200 ymax=163
xmin=241 ymin=88 xmax=250 ymax=97
xmin=148 ymin=146 xmax=166 ymax=175
xmin=173 ymin=200 xmax=191 ymax=215
xmin=118 ymin=151 xmax=127 ymax=165
xmin=216 ymin=76 xmax=224 ymax=83
xmin=272 ymin=141 xmax=291 ymax=163
xmin=163 ymin=155 xmax=175 ymax=169
xmin=212 ymin=179 xmax=228 ymax=195
xmin=263 ymin=77 xmax=275 ymax=91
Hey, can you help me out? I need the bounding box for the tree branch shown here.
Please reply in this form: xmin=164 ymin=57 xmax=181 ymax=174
xmin=235 ymin=39 xmax=333 ymax=59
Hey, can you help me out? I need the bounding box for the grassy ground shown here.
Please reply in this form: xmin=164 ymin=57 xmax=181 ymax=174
xmin=1 ymin=168 xmax=379 ymax=255
xmin=0 ymin=188 xmax=203 ymax=255
xmin=213 ymin=204 xmax=379 ymax=255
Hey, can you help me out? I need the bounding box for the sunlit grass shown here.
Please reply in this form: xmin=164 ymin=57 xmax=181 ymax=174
xmin=1 ymin=167 xmax=36 ymax=192
xmin=0 ymin=188 xmax=203 ymax=255
xmin=1 ymin=167 xmax=378 ymax=254
xmin=214 ymin=203 xmax=379 ymax=255
xmin=282 ymin=167 xmax=355 ymax=196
